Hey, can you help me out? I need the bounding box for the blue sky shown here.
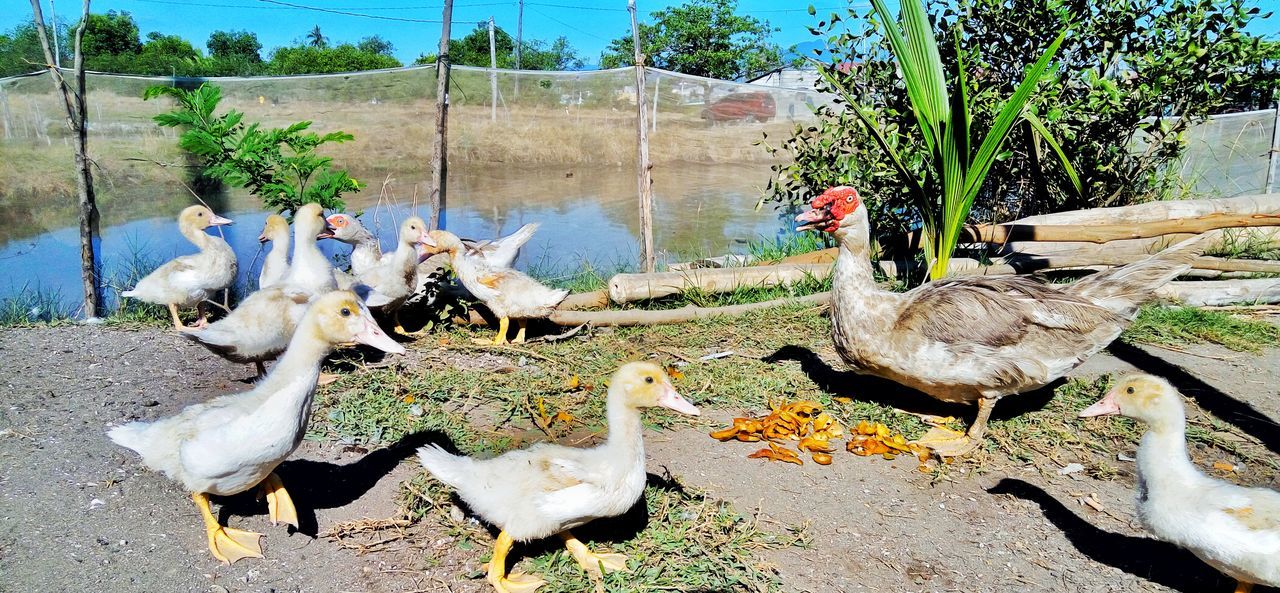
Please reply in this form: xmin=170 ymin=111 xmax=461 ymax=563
xmin=5 ymin=1 xmax=1277 ymax=69
xmin=4 ymin=0 xmax=865 ymax=67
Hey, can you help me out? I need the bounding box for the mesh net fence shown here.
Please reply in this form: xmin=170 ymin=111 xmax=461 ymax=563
xmin=0 ymin=64 xmax=1275 ymax=307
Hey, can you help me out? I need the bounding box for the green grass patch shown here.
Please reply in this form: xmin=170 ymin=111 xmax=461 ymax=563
xmin=1121 ymin=305 xmax=1280 ymax=353
xmin=0 ymin=285 xmax=76 ymax=326
xmin=985 ymin=375 xmax=1280 ymax=480
xmin=1204 ymin=229 xmax=1280 ymax=261
xmin=747 ymin=232 xmax=832 ymax=263
xmin=400 ymin=473 xmax=797 ymax=593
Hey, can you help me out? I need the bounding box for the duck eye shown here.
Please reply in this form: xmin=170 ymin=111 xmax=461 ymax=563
xmin=340 ymin=307 xmax=352 ymax=317
xmin=1125 ymin=387 xmax=1135 ymax=394
xmin=644 ymin=376 xmax=654 ymax=384
xmin=846 ymin=196 xmax=855 ymax=203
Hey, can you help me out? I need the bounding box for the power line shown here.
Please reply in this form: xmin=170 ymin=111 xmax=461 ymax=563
xmin=130 ymin=0 xmax=510 ymax=8
xmin=254 ymin=0 xmax=445 ymax=22
xmin=525 ymin=2 xmax=624 ymax=11
xmin=528 ymin=6 xmax=611 ymax=42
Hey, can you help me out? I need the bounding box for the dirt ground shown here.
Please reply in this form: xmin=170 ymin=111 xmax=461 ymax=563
xmin=2 ymin=323 xmax=1279 ymax=593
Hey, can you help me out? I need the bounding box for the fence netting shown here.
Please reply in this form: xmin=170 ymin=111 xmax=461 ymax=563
xmin=0 ymin=64 xmax=1274 ymax=306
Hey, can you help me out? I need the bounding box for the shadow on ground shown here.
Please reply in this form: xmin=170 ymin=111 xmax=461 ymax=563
xmin=1109 ymin=341 xmax=1280 ymax=456
xmin=765 ymin=345 xmax=1061 ymax=422
xmin=217 ymin=430 xmax=447 ymax=535
xmin=987 ymin=478 xmax=1259 ymax=593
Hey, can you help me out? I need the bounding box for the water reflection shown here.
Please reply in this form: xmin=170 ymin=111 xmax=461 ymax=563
xmin=0 ymin=163 xmax=794 ymax=308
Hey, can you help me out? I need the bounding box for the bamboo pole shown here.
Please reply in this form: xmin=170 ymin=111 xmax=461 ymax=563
xmin=31 ymin=0 xmax=99 ymax=319
xmin=548 ymin=292 xmax=830 ymax=327
xmin=608 ymin=264 xmax=833 ymax=303
xmin=428 ymin=0 xmax=453 ymax=231
xmin=629 ymin=0 xmax=655 ymax=273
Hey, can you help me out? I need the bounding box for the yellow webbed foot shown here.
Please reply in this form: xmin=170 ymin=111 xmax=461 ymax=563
xmin=512 ymin=320 xmax=528 ymax=344
xmin=193 ymin=491 xmax=263 ymax=565
xmin=260 ymin=473 xmax=298 ymax=528
xmin=489 ymin=572 xmax=545 ymax=593
xmin=208 ymin=524 xmax=264 ymax=565
xmin=1235 ymin=581 xmax=1254 ymax=593
xmin=562 ymin=531 xmax=629 ymax=576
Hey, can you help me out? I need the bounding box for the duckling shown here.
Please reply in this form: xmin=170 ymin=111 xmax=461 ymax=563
xmin=354 ymin=216 xmax=433 ymax=317
xmin=417 ymin=362 xmax=701 ymax=593
xmin=1080 ymin=374 xmax=1280 ymax=592
xmin=282 ymin=203 xmax=337 ymax=297
xmin=423 ymin=230 xmax=567 ymax=345
xmin=109 ymin=291 xmax=405 ymax=564
xmin=181 ymin=286 xmax=310 ymax=378
xmin=122 ymin=205 xmax=237 ymax=330
xmin=257 ymin=214 xmax=291 ymax=289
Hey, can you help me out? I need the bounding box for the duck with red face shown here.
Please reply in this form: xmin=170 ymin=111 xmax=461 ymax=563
xmin=792 ymin=186 xmax=1207 ymax=457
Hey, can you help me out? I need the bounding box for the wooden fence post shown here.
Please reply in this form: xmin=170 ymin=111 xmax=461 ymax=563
xmin=429 ymin=0 xmax=453 ymax=231
xmin=1266 ymin=101 xmax=1279 ymax=195
xmin=629 ymin=0 xmax=655 ymax=273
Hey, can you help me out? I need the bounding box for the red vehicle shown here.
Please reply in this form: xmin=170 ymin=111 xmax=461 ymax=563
xmin=700 ymin=92 xmax=776 ymax=123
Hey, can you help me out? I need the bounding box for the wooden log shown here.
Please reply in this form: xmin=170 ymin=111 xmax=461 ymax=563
xmin=549 ymin=292 xmax=830 ymax=327
xmin=969 ymin=212 xmax=1280 ymax=244
xmin=428 ymin=0 xmax=453 ymax=231
xmin=608 ymin=264 xmax=834 ymax=304
xmin=559 ymin=290 xmax=609 ymax=311
xmin=1158 ymin=279 xmax=1280 ymax=307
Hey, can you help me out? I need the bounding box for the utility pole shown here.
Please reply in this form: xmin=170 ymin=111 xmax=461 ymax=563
xmin=488 ymin=16 xmax=497 ymax=122
xmin=49 ymin=0 xmax=60 ymax=68
xmin=628 ymin=0 xmax=655 ymax=272
xmin=514 ymin=0 xmax=523 ymax=95
xmin=429 ymin=0 xmax=453 ymax=231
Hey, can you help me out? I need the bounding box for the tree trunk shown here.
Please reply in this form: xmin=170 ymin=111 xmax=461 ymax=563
xmin=31 ymin=0 xmax=99 ymax=319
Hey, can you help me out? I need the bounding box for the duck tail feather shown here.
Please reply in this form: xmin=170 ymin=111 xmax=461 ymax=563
xmin=1065 ymin=233 xmax=1209 ymax=315
xmin=416 ymin=444 xmax=472 ymax=489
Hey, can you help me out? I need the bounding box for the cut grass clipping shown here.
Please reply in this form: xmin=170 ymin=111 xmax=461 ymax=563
xmin=401 ymin=473 xmax=797 ymax=593
xmin=1122 ymin=305 xmax=1280 ymax=353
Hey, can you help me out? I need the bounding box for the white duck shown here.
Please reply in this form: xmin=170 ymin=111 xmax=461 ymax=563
xmin=354 ymin=216 xmax=433 ymax=313
xmin=282 ymin=203 xmax=337 ymax=297
xmin=257 ymin=214 xmax=291 ymax=289
xmin=423 ymin=229 xmax=568 ymax=345
xmin=456 ymin=222 xmax=542 ymax=269
xmin=181 ymin=286 xmax=310 ymax=378
xmin=1080 ymin=374 xmax=1280 ymax=593
xmin=122 ymin=205 xmax=237 ymax=330
xmin=795 ymin=186 xmax=1205 ymax=456
xmin=418 ymin=362 xmax=700 ymax=593
xmin=109 ymin=291 xmax=405 ymax=564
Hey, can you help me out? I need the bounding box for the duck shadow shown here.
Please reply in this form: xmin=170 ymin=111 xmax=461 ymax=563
xmin=216 ymin=430 xmax=447 ymax=536
xmin=462 ymin=471 xmax=688 ymax=576
xmin=1107 ymin=341 xmax=1280 ymax=456
xmin=986 ymin=478 xmax=1257 ymax=593
xmin=764 ymin=345 xmax=1060 ymax=422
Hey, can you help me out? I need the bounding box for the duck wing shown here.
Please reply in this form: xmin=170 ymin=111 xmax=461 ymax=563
xmin=483 ymin=223 xmax=540 ymax=268
xmin=895 ymin=276 xmax=1122 ymax=348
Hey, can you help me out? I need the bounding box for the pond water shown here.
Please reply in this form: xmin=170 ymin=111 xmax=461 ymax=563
xmin=0 ymin=163 xmax=797 ymax=313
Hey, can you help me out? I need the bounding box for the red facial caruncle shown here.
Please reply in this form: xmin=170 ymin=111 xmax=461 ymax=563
xmin=795 ymin=186 xmax=861 ymax=233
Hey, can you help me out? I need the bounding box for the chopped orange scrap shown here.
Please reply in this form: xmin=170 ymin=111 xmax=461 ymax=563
xmin=1213 ymin=461 xmax=1237 ymax=472
xmin=566 ymin=374 xmax=581 ymax=390
xmin=665 ymin=365 xmax=685 ymax=380
xmin=402 ymin=394 xmax=415 ymax=404
xmin=710 ymin=399 xmax=843 ymax=467
xmin=846 ymin=421 xmax=930 ymax=461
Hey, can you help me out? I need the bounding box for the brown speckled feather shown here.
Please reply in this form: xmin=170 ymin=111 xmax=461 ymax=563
xmin=895 ymin=276 xmax=1122 ymax=348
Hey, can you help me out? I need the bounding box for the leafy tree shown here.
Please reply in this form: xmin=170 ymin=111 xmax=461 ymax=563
xmin=267 ymin=44 xmax=401 ymax=74
xmin=145 ymin=83 xmax=361 ymax=215
xmin=356 ymin=35 xmax=394 ymax=57
xmin=80 ymin=10 xmax=141 ymax=57
xmin=306 ymin=25 xmax=326 ymax=48
xmin=141 ymin=32 xmax=198 ymax=61
xmin=207 ymin=30 xmax=261 ymax=61
xmin=599 ymin=0 xmax=780 ymax=80
xmin=414 ymin=25 xmax=582 ymax=71
xmin=0 ymin=21 xmax=69 ymax=76
xmin=768 ymin=0 xmax=1280 ymax=243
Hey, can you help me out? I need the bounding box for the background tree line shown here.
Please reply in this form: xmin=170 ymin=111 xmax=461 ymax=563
xmin=0 ymin=10 xmax=594 ymax=78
